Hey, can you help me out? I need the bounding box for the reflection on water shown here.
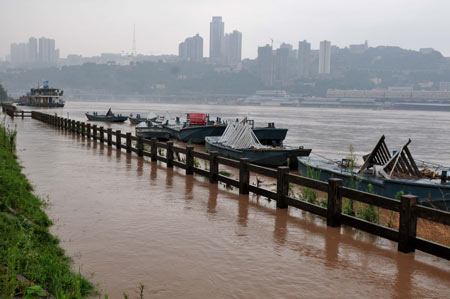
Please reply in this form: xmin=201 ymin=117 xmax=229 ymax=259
xmin=5 ymin=111 xmax=450 ymax=298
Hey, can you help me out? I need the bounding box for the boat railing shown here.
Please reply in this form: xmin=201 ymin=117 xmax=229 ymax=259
xmin=22 ymin=110 xmax=450 ymax=261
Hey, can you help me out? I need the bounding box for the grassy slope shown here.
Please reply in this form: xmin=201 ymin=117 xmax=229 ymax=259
xmin=0 ymin=124 xmax=94 ymax=298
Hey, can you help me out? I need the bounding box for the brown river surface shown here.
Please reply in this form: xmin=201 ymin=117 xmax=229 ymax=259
xmin=5 ymin=102 xmax=450 ymax=298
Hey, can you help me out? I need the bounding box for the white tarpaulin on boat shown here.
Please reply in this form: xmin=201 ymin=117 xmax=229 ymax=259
xmin=218 ymin=120 xmax=265 ymax=149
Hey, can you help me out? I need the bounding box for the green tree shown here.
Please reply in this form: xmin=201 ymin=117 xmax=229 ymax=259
xmin=0 ymin=83 xmax=7 ymax=101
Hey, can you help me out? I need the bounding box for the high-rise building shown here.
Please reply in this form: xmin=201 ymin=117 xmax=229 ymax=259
xmin=222 ymin=30 xmax=242 ymax=65
xmin=179 ymin=34 xmax=203 ymax=62
xmin=10 ymin=43 xmax=28 ymax=65
xmin=257 ymin=44 xmax=274 ymax=86
xmin=275 ymin=46 xmax=290 ymax=83
xmin=298 ymin=40 xmax=311 ymax=77
xmin=10 ymin=36 xmax=59 ymax=66
xmin=319 ymin=40 xmax=331 ymax=74
xmin=28 ymin=37 xmax=38 ymax=63
xmin=209 ymin=16 xmax=224 ymax=62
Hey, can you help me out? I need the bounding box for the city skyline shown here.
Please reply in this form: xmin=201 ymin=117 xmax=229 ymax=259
xmin=1 ymin=0 xmax=450 ymax=59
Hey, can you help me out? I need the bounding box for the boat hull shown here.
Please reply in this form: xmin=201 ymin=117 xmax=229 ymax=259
xmin=253 ymin=127 xmax=288 ymax=146
xmin=164 ymin=125 xmax=226 ymax=144
xmin=136 ymin=127 xmax=170 ymax=140
xmin=129 ymin=117 xmax=147 ymax=125
xmin=85 ymin=113 xmax=128 ymax=122
xmin=206 ymin=136 xmax=311 ymax=167
xmin=297 ymin=156 xmax=450 ymax=211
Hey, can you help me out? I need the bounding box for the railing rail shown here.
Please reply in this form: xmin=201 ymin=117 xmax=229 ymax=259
xmin=17 ymin=111 xmax=450 ymax=260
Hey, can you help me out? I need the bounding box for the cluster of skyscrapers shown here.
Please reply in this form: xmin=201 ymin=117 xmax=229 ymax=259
xmin=257 ymin=40 xmax=334 ymax=86
xmin=178 ymin=16 xmax=242 ymax=65
xmin=10 ymin=37 xmax=59 ymax=66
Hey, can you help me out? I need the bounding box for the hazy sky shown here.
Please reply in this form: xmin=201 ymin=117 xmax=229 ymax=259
xmin=1 ymin=0 xmax=449 ymax=59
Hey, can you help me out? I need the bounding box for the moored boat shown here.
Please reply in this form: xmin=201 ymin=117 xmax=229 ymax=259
xmin=85 ymin=108 xmax=128 ymax=122
xmin=251 ymin=121 xmax=288 ymax=146
xmin=135 ymin=121 xmax=170 ymax=140
xmin=205 ymin=120 xmax=311 ymax=167
xmin=297 ymin=136 xmax=450 ymax=210
xmin=129 ymin=112 xmax=160 ymax=125
xmin=18 ymin=81 xmax=65 ymax=108
xmin=163 ymin=113 xmax=226 ymax=144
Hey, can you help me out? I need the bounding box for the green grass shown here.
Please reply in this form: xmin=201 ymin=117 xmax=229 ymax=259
xmin=0 ymin=123 xmax=94 ymax=298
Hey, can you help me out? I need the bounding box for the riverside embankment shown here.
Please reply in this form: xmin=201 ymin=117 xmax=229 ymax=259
xmin=3 ymin=109 xmax=450 ymax=298
xmin=0 ymin=121 xmax=93 ymax=297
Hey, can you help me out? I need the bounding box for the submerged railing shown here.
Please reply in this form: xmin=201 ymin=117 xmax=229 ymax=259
xmin=17 ymin=111 xmax=450 ymax=260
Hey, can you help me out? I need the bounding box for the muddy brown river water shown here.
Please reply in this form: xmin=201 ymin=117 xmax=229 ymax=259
xmin=6 ymin=102 xmax=450 ymax=298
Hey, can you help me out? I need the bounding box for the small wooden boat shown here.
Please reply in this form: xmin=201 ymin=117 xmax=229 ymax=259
xmin=298 ymin=136 xmax=450 ymax=210
xmin=205 ymin=120 xmax=311 ymax=167
xmin=129 ymin=112 xmax=160 ymax=125
xmin=135 ymin=121 xmax=170 ymax=140
xmin=85 ymin=108 xmax=128 ymax=122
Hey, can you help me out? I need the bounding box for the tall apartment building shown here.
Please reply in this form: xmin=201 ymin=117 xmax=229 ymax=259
xmin=257 ymin=44 xmax=274 ymax=86
xmin=10 ymin=36 xmax=59 ymax=66
xmin=222 ymin=30 xmax=242 ymax=65
xmin=297 ymin=40 xmax=311 ymax=77
xmin=318 ymin=40 xmax=331 ymax=74
xmin=28 ymin=37 xmax=38 ymax=63
xmin=209 ymin=16 xmax=224 ymax=62
xmin=178 ymin=34 xmax=203 ymax=62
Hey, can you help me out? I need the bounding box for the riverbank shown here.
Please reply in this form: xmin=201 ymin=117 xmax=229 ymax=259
xmin=0 ymin=123 xmax=93 ymax=297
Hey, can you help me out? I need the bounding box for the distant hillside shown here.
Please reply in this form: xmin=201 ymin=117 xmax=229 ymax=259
xmin=1 ymin=46 xmax=450 ymax=98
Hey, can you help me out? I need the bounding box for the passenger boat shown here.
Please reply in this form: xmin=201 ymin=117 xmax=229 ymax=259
xmin=163 ymin=113 xmax=226 ymax=144
xmin=18 ymin=81 xmax=65 ymax=107
xmin=135 ymin=121 xmax=170 ymax=140
xmin=205 ymin=120 xmax=311 ymax=167
xmin=297 ymin=136 xmax=450 ymax=210
xmin=85 ymin=108 xmax=128 ymax=122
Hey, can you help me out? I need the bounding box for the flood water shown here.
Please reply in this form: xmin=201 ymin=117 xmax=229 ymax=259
xmin=6 ymin=102 xmax=450 ymax=298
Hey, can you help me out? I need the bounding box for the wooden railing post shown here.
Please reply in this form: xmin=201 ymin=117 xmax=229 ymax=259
xmin=239 ymin=158 xmax=250 ymax=194
xmin=86 ymin=124 xmax=91 ymax=139
xmin=276 ymin=166 xmax=289 ymax=209
xmin=186 ymin=145 xmax=194 ymax=175
xmin=107 ymin=128 xmax=112 ymax=146
xmin=75 ymin=121 xmax=80 ymax=134
xmin=151 ymin=138 xmax=157 ymax=162
xmin=116 ymin=130 xmax=121 ymax=150
xmin=93 ymin=125 xmax=98 ymax=141
xmin=398 ymin=195 xmax=418 ymax=253
xmin=126 ymin=132 xmax=132 ymax=153
xmin=99 ymin=126 xmax=104 ymax=143
xmin=21 ymin=111 xmax=24 ymax=119
xmin=209 ymin=151 xmax=219 ymax=184
xmin=166 ymin=141 xmax=174 ymax=167
xmin=327 ymin=178 xmax=343 ymax=227
xmin=137 ymin=136 xmax=143 ymax=157
xmin=81 ymin=122 xmax=85 ymax=136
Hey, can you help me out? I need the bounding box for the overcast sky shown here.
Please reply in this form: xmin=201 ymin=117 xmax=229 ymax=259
xmin=1 ymin=0 xmax=448 ymax=59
